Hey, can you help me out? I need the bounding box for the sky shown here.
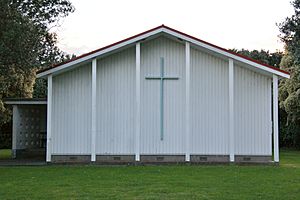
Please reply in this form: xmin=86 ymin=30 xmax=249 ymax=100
xmin=53 ymin=0 xmax=295 ymax=56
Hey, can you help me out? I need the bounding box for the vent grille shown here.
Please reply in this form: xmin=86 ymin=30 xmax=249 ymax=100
xmin=200 ymin=156 xmax=207 ymax=161
xmin=113 ymin=156 xmax=121 ymax=161
xmin=243 ymin=157 xmax=251 ymax=161
xmin=156 ymin=156 xmax=164 ymax=161
xmin=69 ymin=156 xmax=78 ymax=160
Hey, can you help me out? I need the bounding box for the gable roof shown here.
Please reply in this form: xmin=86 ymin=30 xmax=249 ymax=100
xmin=37 ymin=25 xmax=290 ymax=78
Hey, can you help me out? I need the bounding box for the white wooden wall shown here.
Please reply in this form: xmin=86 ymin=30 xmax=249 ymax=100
xmin=96 ymin=47 xmax=136 ymax=154
xmin=50 ymin=36 xmax=272 ymax=157
xmin=234 ymin=65 xmax=272 ymax=155
xmin=52 ymin=64 xmax=92 ymax=154
xmin=140 ymin=37 xmax=185 ymax=154
xmin=190 ymin=48 xmax=230 ymax=155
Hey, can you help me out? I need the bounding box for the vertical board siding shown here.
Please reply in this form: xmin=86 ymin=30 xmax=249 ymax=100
xmin=52 ymin=65 xmax=92 ymax=154
xmin=96 ymin=47 xmax=135 ymax=154
xmin=50 ymin=35 xmax=272 ymax=157
xmin=190 ymin=48 xmax=230 ymax=154
xmin=234 ymin=65 xmax=272 ymax=155
xmin=140 ymin=37 xmax=185 ymax=154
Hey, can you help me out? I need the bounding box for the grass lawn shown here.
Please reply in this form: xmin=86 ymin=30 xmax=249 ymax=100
xmin=0 ymin=150 xmax=299 ymax=199
xmin=0 ymin=149 xmax=11 ymax=160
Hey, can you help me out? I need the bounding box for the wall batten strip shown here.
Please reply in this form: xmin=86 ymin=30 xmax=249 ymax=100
xmin=46 ymin=74 xmax=52 ymax=162
xmin=229 ymin=59 xmax=235 ymax=162
xmin=91 ymin=59 xmax=97 ymax=161
xmin=135 ymin=42 xmax=141 ymax=161
xmin=273 ymin=75 xmax=279 ymax=162
xmin=12 ymin=105 xmax=19 ymax=158
xmin=185 ymin=42 xmax=190 ymax=161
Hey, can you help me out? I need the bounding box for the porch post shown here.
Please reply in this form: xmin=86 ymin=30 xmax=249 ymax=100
xmin=135 ymin=42 xmax=141 ymax=161
xmin=229 ymin=58 xmax=235 ymax=162
xmin=185 ymin=41 xmax=191 ymax=162
xmin=91 ymin=58 xmax=97 ymax=162
xmin=273 ymin=74 xmax=279 ymax=162
xmin=46 ymin=74 xmax=52 ymax=162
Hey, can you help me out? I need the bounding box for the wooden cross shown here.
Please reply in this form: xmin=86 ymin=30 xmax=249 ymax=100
xmin=145 ymin=57 xmax=179 ymax=140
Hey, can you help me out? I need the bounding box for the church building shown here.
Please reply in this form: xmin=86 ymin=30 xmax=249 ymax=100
xmin=9 ymin=25 xmax=290 ymax=163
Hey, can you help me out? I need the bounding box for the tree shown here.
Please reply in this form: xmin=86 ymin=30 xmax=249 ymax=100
xmin=278 ymin=0 xmax=300 ymax=64
xmin=230 ymin=49 xmax=283 ymax=68
xmin=0 ymin=0 xmax=75 ymax=125
xmin=278 ymin=0 xmax=300 ymax=148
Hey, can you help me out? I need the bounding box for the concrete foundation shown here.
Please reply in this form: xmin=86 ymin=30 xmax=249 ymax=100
xmin=96 ymin=155 xmax=135 ymax=164
xmin=191 ymin=155 xmax=229 ymax=163
xmin=140 ymin=155 xmax=185 ymax=163
xmin=51 ymin=155 xmax=91 ymax=163
xmin=235 ymin=155 xmax=272 ymax=163
xmin=49 ymin=154 xmax=272 ymax=164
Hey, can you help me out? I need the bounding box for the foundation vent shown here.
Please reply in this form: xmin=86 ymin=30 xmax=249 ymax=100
xmin=156 ymin=156 xmax=164 ymax=161
xmin=69 ymin=156 xmax=78 ymax=161
xmin=200 ymin=156 xmax=207 ymax=161
xmin=113 ymin=156 xmax=121 ymax=161
xmin=243 ymin=157 xmax=251 ymax=161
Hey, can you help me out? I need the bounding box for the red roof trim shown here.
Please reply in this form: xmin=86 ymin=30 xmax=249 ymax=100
xmin=37 ymin=24 xmax=289 ymax=75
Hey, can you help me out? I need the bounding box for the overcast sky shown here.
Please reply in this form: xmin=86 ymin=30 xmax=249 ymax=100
xmin=53 ymin=0 xmax=295 ymax=56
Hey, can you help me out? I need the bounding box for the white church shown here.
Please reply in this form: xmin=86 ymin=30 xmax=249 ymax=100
xmin=7 ymin=25 xmax=290 ymax=163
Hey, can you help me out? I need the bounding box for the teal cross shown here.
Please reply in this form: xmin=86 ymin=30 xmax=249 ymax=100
xmin=145 ymin=57 xmax=179 ymax=140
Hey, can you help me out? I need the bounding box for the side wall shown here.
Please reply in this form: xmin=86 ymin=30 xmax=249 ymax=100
xmin=12 ymin=105 xmax=46 ymax=158
xmin=234 ymin=65 xmax=272 ymax=155
xmin=96 ymin=47 xmax=136 ymax=154
xmin=52 ymin=65 xmax=92 ymax=155
xmin=190 ymin=48 xmax=230 ymax=155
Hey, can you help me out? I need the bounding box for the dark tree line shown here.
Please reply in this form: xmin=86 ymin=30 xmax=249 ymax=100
xmin=278 ymin=0 xmax=300 ymax=148
xmin=0 ymin=0 xmax=75 ymax=125
xmin=230 ymin=49 xmax=283 ymax=68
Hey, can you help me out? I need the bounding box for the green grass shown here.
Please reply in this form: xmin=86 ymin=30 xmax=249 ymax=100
xmin=0 ymin=150 xmax=300 ymax=199
xmin=0 ymin=149 xmax=11 ymax=160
